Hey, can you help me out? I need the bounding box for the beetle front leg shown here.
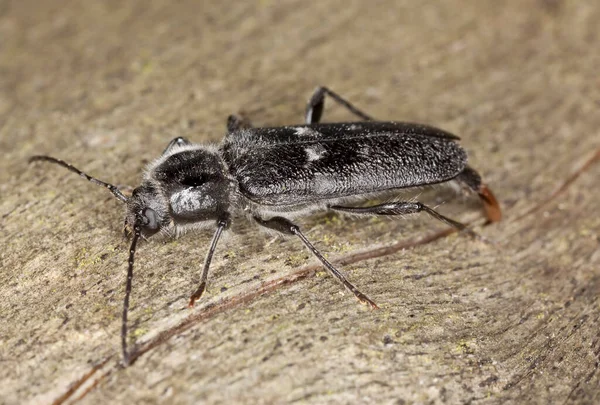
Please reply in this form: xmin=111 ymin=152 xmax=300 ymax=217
xmin=305 ymin=86 xmax=375 ymax=124
xmin=226 ymin=113 xmax=253 ymax=133
xmin=253 ymin=216 xmax=379 ymax=308
xmin=188 ymin=216 xmax=230 ymax=307
xmin=162 ymin=137 xmax=191 ymax=156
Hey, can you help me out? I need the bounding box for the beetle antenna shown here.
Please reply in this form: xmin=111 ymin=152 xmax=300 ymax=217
xmin=29 ymin=155 xmax=128 ymax=203
xmin=121 ymin=220 xmax=141 ymax=366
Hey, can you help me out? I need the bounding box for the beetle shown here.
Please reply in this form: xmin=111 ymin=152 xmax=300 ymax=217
xmin=30 ymin=86 xmax=501 ymax=365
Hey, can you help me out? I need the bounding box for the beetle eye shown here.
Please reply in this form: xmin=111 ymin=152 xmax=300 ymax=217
xmin=142 ymin=208 xmax=159 ymax=229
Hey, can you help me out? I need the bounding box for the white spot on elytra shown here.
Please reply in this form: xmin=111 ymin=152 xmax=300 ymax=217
xmin=294 ymin=126 xmax=318 ymax=136
xmin=304 ymin=146 xmax=326 ymax=162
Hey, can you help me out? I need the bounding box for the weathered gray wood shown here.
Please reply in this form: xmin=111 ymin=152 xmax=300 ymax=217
xmin=1 ymin=1 xmax=599 ymax=403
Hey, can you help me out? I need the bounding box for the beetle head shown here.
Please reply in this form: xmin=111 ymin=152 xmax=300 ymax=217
xmin=124 ymin=183 xmax=170 ymax=238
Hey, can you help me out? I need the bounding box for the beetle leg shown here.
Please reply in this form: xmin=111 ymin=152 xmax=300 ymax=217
xmin=253 ymin=216 xmax=379 ymax=308
xmin=226 ymin=113 xmax=253 ymax=133
xmin=188 ymin=216 xmax=230 ymax=307
xmin=330 ymin=202 xmax=489 ymax=243
xmin=305 ymin=86 xmax=375 ymax=124
xmin=162 ymin=136 xmax=191 ymax=156
xmin=455 ymin=166 xmax=502 ymax=223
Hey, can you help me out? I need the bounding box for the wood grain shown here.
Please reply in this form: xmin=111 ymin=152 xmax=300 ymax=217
xmin=1 ymin=1 xmax=599 ymax=403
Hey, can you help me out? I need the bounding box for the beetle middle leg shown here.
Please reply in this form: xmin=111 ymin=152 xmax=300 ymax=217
xmin=253 ymin=216 xmax=379 ymax=308
xmin=305 ymin=86 xmax=375 ymax=124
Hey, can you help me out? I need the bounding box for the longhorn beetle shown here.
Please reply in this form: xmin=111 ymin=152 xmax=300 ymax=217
xmin=30 ymin=86 xmax=502 ymax=365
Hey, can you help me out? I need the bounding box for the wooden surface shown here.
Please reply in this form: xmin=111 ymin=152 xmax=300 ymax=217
xmin=1 ymin=1 xmax=599 ymax=404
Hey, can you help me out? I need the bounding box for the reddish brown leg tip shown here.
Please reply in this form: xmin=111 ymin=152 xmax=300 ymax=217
xmin=188 ymin=282 xmax=206 ymax=308
xmin=357 ymin=294 xmax=380 ymax=310
xmin=478 ymin=184 xmax=502 ymax=223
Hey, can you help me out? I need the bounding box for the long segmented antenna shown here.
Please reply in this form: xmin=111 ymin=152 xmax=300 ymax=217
xmin=29 ymin=155 xmax=128 ymax=203
xmin=122 ymin=221 xmax=141 ymax=366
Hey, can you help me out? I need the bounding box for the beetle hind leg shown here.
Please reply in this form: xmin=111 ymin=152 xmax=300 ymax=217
xmin=330 ymin=201 xmax=490 ymax=243
xmin=455 ymin=166 xmax=502 ymax=223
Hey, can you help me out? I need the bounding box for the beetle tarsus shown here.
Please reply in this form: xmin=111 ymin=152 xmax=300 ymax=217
xmin=188 ymin=282 xmax=206 ymax=307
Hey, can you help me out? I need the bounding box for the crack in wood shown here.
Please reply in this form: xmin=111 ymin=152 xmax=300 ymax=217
xmin=51 ymin=357 xmax=112 ymax=405
xmin=515 ymin=147 xmax=600 ymax=221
